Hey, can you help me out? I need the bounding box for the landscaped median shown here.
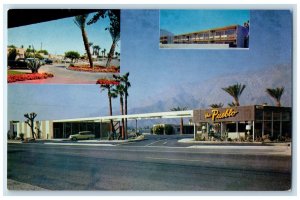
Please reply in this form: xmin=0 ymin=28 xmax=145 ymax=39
xmin=67 ymin=64 xmax=120 ymax=73
xmin=8 ymin=72 xmax=54 ymax=83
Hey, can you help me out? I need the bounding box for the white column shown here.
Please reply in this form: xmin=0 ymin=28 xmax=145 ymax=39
xmin=280 ymin=112 xmax=282 ymax=137
xmin=262 ymin=111 xmax=264 ymax=137
xmin=252 ymin=121 xmax=255 ymax=142
xmin=271 ymin=112 xmax=274 ymax=137
xmin=220 ymin=122 xmax=223 ymax=138
xmin=236 ymin=122 xmax=239 ymax=139
xmin=194 ymin=123 xmax=196 ymax=140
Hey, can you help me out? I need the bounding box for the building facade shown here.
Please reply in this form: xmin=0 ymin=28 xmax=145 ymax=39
xmin=160 ymin=24 xmax=249 ymax=48
xmin=192 ymin=105 xmax=292 ymax=140
xmin=10 ymin=120 xmax=110 ymax=139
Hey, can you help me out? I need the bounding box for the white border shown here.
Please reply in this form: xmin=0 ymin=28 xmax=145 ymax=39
xmin=1 ymin=1 xmax=299 ymax=199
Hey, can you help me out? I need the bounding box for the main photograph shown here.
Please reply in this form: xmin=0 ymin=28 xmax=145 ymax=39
xmin=7 ymin=9 xmax=292 ymax=191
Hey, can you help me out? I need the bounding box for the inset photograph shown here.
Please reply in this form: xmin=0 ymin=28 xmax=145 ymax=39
xmin=7 ymin=9 xmax=120 ymax=84
xmin=160 ymin=10 xmax=250 ymax=49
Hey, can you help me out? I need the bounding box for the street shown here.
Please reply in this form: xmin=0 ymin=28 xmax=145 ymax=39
xmin=10 ymin=62 xmax=119 ymax=84
xmin=7 ymin=135 xmax=292 ymax=191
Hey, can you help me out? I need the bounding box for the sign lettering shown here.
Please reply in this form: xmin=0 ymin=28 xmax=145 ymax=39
xmin=204 ymin=108 xmax=238 ymax=122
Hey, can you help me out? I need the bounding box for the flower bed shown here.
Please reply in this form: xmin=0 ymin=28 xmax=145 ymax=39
xmin=68 ymin=65 xmax=120 ymax=73
xmin=8 ymin=73 xmax=54 ymax=83
xmin=96 ymin=79 xmax=120 ymax=85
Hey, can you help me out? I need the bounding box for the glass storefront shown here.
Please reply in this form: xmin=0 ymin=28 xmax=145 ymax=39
xmin=53 ymin=122 xmax=109 ymax=139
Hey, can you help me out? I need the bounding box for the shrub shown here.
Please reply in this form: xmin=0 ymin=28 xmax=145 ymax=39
xmin=19 ymin=133 xmax=25 ymax=141
xmin=164 ymin=125 xmax=174 ymax=135
xmin=153 ymin=125 xmax=164 ymax=135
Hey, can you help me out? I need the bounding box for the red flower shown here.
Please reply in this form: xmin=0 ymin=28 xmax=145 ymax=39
xmin=8 ymin=73 xmax=54 ymax=83
xmin=96 ymin=79 xmax=120 ymax=85
xmin=68 ymin=65 xmax=120 ymax=73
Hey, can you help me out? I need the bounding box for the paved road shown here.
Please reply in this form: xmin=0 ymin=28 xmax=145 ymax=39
xmin=10 ymin=62 xmax=119 ymax=84
xmin=7 ymin=136 xmax=291 ymax=191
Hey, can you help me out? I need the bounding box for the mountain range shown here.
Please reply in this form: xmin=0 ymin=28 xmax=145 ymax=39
xmin=123 ymin=64 xmax=292 ymax=127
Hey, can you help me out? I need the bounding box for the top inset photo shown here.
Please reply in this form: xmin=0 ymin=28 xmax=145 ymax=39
xmin=7 ymin=9 xmax=120 ymax=84
xmin=159 ymin=10 xmax=250 ymax=49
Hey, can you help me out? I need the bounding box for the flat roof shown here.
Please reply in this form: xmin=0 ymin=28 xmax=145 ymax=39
xmin=174 ymin=24 xmax=240 ymax=37
xmin=53 ymin=110 xmax=194 ymax=123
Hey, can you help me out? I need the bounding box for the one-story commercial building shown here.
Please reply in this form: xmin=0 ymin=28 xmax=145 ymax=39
xmin=9 ymin=105 xmax=291 ymax=141
xmin=192 ymin=105 xmax=292 ymax=140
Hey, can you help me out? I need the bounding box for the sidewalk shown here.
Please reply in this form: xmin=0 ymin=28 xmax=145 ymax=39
xmin=178 ymin=138 xmax=291 ymax=146
xmin=7 ymin=135 xmax=145 ymax=145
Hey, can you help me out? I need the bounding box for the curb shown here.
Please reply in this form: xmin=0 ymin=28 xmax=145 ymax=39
xmin=178 ymin=138 xmax=291 ymax=146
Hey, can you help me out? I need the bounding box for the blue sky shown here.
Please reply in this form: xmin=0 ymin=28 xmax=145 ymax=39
xmin=160 ymin=10 xmax=249 ymax=35
xmin=7 ymin=9 xmax=292 ymax=122
xmin=7 ymin=12 xmax=120 ymax=55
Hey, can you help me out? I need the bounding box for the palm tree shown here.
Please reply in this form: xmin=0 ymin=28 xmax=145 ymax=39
xmin=113 ymin=84 xmax=126 ymax=140
xmin=170 ymin=106 xmax=188 ymax=135
xmin=74 ymin=15 xmax=94 ymax=68
xmin=105 ymin=12 xmax=120 ymax=67
xmin=266 ymin=87 xmax=284 ymax=107
xmin=209 ymin=103 xmax=224 ymax=108
xmin=98 ymin=84 xmax=117 ymax=139
xmin=114 ymin=73 xmax=131 ymax=138
xmin=103 ymin=48 xmax=106 ymax=58
xmin=94 ymin=45 xmax=101 ymax=57
xmin=222 ymin=83 xmax=246 ymax=106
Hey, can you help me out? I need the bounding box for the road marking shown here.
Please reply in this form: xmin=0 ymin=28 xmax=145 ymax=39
xmin=44 ymin=143 xmax=115 ymax=147
xmin=145 ymin=139 xmax=167 ymax=146
xmin=146 ymin=156 xmax=211 ymax=163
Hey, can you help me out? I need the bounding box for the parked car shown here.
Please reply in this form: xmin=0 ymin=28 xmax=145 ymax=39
xmin=44 ymin=58 xmax=53 ymax=64
xmin=8 ymin=58 xmax=29 ymax=69
xmin=69 ymin=131 xmax=95 ymax=141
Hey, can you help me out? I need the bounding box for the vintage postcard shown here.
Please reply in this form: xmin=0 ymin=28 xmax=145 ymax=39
xmin=6 ymin=7 xmax=293 ymax=193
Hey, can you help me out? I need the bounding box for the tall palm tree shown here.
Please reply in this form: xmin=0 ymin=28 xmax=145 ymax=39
xmin=74 ymin=15 xmax=93 ymax=68
xmin=170 ymin=106 xmax=188 ymax=135
xmin=222 ymin=83 xmax=246 ymax=106
xmin=98 ymin=83 xmax=117 ymax=138
xmin=94 ymin=45 xmax=101 ymax=57
xmin=103 ymin=48 xmax=106 ymax=58
xmin=114 ymin=73 xmax=131 ymax=138
xmin=113 ymin=84 xmax=126 ymax=140
xmin=266 ymin=87 xmax=284 ymax=107
xmin=105 ymin=12 xmax=120 ymax=67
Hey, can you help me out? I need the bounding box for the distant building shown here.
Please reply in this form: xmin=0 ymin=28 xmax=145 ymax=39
xmin=160 ymin=29 xmax=174 ymax=44
xmin=7 ymin=47 xmax=26 ymax=59
xmin=160 ymin=24 xmax=249 ymax=48
xmin=152 ymin=123 xmax=194 ymax=135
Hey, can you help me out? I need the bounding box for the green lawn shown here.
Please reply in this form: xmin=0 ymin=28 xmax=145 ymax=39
xmin=7 ymin=70 xmax=28 ymax=75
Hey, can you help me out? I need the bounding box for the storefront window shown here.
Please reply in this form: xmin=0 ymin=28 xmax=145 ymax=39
xmin=282 ymin=122 xmax=292 ymax=138
xmin=254 ymin=122 xmax=262 ymax=138
xmin=263 ymin=121 xmax=272 ymax=136
xmin=264 ymin=111 xmax=272 ymax=120
xmin=80 ymin=123 xmax=87 ymax=131
xmin=65 ymin=123 xmax=72 ymax=138
xmin=255 ymin=110 xmax=263 ymax=120
xmin=273 ymin=112 xmax=281 ymax=121
xmin=282 ymin=112 xmax=291 ymax=121
xmin=273 ymin=121 xmax=281 ymax=139
xmin=71 ymin=123 xmax=79 ymax=135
